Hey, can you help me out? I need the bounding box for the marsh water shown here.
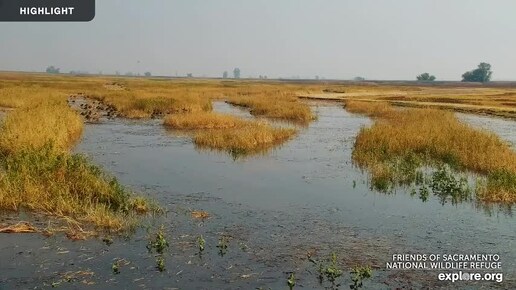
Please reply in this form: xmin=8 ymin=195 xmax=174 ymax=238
xmin=458 ymin=113 xmax=516 ymax=149
xmin=1 ymin=102 xmax=515 ymax=289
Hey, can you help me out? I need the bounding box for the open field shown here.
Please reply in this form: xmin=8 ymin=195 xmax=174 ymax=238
xmin=300 ymin=83 xmax=516 ymax=119
xmin=1 ymin=73 xmax=516 ymax=289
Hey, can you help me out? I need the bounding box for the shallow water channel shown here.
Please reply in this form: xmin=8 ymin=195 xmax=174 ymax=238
xmin=458 ymin=113 xmax=516 ymax=149
xmin=1 ymin=102 xmax=515 ymax=289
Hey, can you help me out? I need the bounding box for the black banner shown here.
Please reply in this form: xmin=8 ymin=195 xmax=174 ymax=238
xmin=0 ymin=0 xmax=95 ymax=21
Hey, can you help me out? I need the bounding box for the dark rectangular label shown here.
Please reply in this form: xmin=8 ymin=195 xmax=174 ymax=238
xmin=0 ymin=0 xmax=95 ymax=21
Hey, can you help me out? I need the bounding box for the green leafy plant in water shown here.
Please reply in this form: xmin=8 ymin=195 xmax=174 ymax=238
xmin=197 ymin=235 xmax=205 ymax=253
xmin=371 ymin=173 xmax=391 ymax=193
xmin=156 ymin=256 xmax=165 ymax=272
xmin=239 ymin=242 xmax=249 ymax=252
xmin=217 ymin=235 xmax=229 ymax=256
xmin=365 ymin=153 xmax=428 ymax=194
xmin=477 ymin=169 xmax=516 ymax=202
xmin=146 ymin=226 xmax=169 ymax=272
xmin=112 ymin=261 xmax=120 ymax=274
xmin=147 ymin=227 xmax=169 ymax=254
xmin=310 ymin=252 xmax=343 ymax=286
xmin=324 ymin=253 xmax=343 ymax=285
xmin=287 ymin=273 xmax=296 ymax=290
xmin=431 ymin=165 xmax=471 ymax=205
xmin=350 ymin=265 xmax=372 ymax=289
xmin=419 ymin=185 xmax=430 ymax=202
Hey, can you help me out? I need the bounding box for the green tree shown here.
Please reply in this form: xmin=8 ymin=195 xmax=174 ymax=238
xmin=233 ymin=68 xmax=241 ymax=79
xmin=462 ymin=62 xmax=492 ymax=82
xmin=45 ymin=66 xmax=60 ymax=74
xmin=223 ymin=71 xmax=228 ymax=78
xmin=416 ymin=73 xmax=436 ymax=81
xmin=144 ymin=72 xmax=152 ymax=77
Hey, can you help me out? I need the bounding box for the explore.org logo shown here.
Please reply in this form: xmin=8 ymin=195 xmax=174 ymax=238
xmin=0 ymin=0 xmax=95 ymax=21
xmin=438 ymin=271 xmax=503 ymax=283
xmin=386 ymin=253 xmax=505 ymax=284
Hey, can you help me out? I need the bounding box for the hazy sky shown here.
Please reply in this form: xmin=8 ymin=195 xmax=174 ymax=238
xmin=2 ymin=0 xmax=516 ymax=80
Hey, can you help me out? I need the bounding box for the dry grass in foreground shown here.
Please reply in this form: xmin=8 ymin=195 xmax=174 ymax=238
xmin=0 ymin=100 xmax=153 ymax=231
xmin=347 ymin=101 xmax=516 ymax=203
xmin=0 ymin=101 xmax=83 ymax=155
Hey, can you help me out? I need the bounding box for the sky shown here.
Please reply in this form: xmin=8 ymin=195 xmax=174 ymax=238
xmin=1 ymin=0 xmax=516 ymax=80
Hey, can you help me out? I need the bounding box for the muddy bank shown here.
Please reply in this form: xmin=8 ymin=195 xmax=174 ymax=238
xmin=68 ymin=94 xmax=118 ymax=123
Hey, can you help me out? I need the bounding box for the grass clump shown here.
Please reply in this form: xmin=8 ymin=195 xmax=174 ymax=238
xmin=0 ymin=101 xmax=83 ymax=155
xmin=348 ymin=100 xmax=516 ymax=203
xmin=350 ymin=265 xmax=373 ymax=290
xmin=0 ymin=144 xmax=145 ymax=229
xmin=164 ymin=112 xmax=244 ymax=129
xmin=164 ymin=111 xmax=298 ymax=158
xmin=477 ymin=170 xmax=516 ymax=203
xmin=0 ymin=101 xmax=151 ymax=230
xmin=194 ymin=122 xmax=296 ymax=157
xmin=227 ymin=92 xmax=315 ymax=123
xmin=91 ymin=91 xmax=213 ymax=119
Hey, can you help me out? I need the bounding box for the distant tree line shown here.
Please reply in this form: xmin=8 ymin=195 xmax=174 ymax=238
xmin=46 ymin=62 xmax=494 ymax=83
xmin=46 ymin=66 xmax=60 ymax=74
xmin=416 ymin=73 xmax=436 ymax=81
xmin=461 ymin=62 xmax=492 ymax=82
xmin=416 ymin=62 xmax=493 ymax=83
xmin=221 ymin=68 xmax=241 ymax=79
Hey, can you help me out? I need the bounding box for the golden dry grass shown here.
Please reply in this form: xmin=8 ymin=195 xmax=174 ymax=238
xmin=2 ymin=72 xmax=516 ymax=205
xmin=227 ymin=92 xmax=315 ymax=123
xmin=194 ymin=122 xmax=296 ymax=156
xmin=0 ymin=89 xmax=152 ymax=231
xmin=347 ymin=101 xmax=516 ymax=203
xmin=91 ymin=91 xmax=213 ymax=118
xmin=164 ymin=111 xmax=245 ymax=129
xmin=0 ymin=101 xmax=83 ymax=155
xmin=344 ymin=100 xmax=394 ymax=118
xmin=0 ymin=222 xmax=38 ymax=233
xmin=303 ymin=84 xmax=516 ymax=119
xmin=164 ymin=111 xmax=298 ymax=157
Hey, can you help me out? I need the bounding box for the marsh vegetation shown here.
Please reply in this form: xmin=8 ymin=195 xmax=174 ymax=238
xmin=347 ymin=100 xmax=516 ymax=204
xmin=0 ymin=88 xmax=152 ymax=231
xmin=1 ymin=73 xmax=516 ymax=289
